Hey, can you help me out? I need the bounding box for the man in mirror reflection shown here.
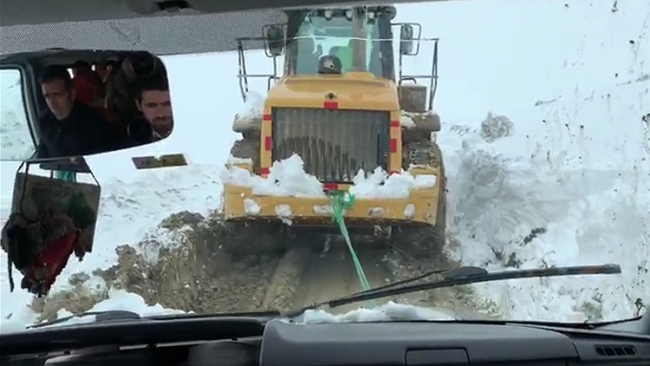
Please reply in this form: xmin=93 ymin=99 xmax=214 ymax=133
xmin=36 ymin=65 xmax=120 ymax=159
xmin=126 ymin=76 xmax=174 ymax=146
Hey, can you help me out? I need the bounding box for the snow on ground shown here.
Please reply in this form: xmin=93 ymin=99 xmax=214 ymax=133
xmin=1 ymin=0 xmax=649 ymax=331
xmin=0 ymin=164 xmax=223 ymax=331
xmin=49 ymin=164 xmax=224 ymax=287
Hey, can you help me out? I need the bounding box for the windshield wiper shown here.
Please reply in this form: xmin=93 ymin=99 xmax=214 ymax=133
xmin=28 ymin=309 xmax=282 ymax=329
xmin=27 ymin=310 xmax=144 ymax=329
xmin=285 ymin=263 xmax=622 ymax=318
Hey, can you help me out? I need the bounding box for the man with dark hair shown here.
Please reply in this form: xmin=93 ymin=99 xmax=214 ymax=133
xmin=36 ymin=64 xmax=120 ymax=158
xmin=105 ymin=53 xmax=164 ymax=126
xmin=126 ymin=75 xmax=174 ymax=145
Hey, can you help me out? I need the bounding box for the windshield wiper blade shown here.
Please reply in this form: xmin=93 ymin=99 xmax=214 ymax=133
xmin=285 ymin=263 xmax=621 ymax=318
xmin=28 ymin=309 xmax=283 ymax=329
xmin=27 ymin=310 xmax=143 ymax=329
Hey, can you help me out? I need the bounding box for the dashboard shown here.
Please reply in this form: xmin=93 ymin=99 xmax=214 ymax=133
xmin=2 ymin=317 xmax=649 ymax=366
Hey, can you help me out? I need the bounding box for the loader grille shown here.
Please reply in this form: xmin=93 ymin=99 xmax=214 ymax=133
xmin=271 ymin=107 xmax=391 ymax=182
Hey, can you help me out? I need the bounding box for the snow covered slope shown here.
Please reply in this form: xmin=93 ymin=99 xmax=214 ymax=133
xmin=1 ymin=0 xmax=648 ymax=330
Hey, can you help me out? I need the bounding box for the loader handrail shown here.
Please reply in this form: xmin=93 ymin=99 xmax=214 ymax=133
xmin=236 ymin=37 xmax=282 ymax=103
xmin=397 ymin=37 xmax=439 ymax=111
xmin=236 ymin=33 xmax=439 ymax=110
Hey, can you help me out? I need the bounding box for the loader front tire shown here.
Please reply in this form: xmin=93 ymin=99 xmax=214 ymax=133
xmin=229 ymin=132 xmax=261 ymax=174
xmin=222 ymin=133 xmax=287 ymax=258
xmin=392 ymin=138 xmax=447 ymax=261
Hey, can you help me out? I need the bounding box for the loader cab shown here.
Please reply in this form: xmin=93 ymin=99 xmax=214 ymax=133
xmin=282 ymin=7 xmax=396 ymax=80
xmin=235 ymin=6 xmax=438 ymax=110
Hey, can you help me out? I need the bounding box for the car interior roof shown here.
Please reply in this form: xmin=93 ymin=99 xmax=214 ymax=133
xmin=0 ymin=0 xmax=444 ymax=56
xmin=0 ymin=0 xmax=419 ymax=26
xmin=0 ymin=50 xmax=149 ymax=66
xmin=0 ymin=11 xmax=287 ymax=56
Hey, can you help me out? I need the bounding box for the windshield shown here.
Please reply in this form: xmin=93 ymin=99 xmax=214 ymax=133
xmin=293 ymin=11 xmax=383 ymax=75
xmin=0 ymin=0 xmax=648 ymax=333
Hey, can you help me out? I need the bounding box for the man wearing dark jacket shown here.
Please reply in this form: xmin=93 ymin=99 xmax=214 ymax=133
xmin=36 ymin=65 xmax=120 ymax=159
xmin=126 ymin=75 xmax=174 ymax=146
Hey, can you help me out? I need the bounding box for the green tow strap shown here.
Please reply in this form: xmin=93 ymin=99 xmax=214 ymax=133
xmin=329 ymin=191 xmax=372 ymax=292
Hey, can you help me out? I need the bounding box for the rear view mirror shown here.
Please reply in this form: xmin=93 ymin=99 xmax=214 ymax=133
xmin=264 ymin=24 xmax=286 ymax=57
xmin=0 ymin=49 xmax=176 ymax=162
xmin=399 ymin=24 xmax=415 ymax=55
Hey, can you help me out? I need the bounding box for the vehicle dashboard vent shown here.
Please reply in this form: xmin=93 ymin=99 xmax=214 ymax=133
xmin=594 ymin=345 xmax=638 ymax=357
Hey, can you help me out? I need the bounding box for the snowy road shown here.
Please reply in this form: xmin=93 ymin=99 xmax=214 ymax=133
xmin=1 ymin=0 xmax=648 ymax=331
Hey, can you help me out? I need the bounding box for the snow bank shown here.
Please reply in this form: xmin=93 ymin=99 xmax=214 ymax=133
xmin=221 ymin=154 xmax=438 ymax=199
xmin=441 ymin=101 xmax=649 ymax=322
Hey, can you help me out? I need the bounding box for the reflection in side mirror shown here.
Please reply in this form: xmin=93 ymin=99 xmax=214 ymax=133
xmin=264 ymin=24 xmax=286 ymax=57
xmin=0 ymin=49 xmax=176 ymax=162
xmin=400 ymin=24 xmax=415 ymax=55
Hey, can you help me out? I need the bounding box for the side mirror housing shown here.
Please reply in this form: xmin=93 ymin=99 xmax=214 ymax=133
xmin=400 ymin=24 xmax=415 ymax=55
xmin=264 ymin=24 xmax=286 ymax=57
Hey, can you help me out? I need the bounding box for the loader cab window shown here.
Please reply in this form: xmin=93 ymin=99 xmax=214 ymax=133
xmin=293 ymin=12 xmax=384 ymax=77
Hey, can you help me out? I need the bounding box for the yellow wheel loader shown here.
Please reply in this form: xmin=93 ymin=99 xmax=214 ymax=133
xmin=221 ymin=6 xmax=445 ymax=258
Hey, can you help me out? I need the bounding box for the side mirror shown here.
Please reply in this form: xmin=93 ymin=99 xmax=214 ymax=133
xmin=0 ymin=49 xmax=175 ymax=163
xmin=264 ymin=24 xmax=286 ymax=57
xmin=399 ymin=24 xmax=415 ymax=55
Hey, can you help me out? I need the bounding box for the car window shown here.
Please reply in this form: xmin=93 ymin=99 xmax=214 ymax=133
xmin=0 ymin=68 xmax=36 ymax=161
